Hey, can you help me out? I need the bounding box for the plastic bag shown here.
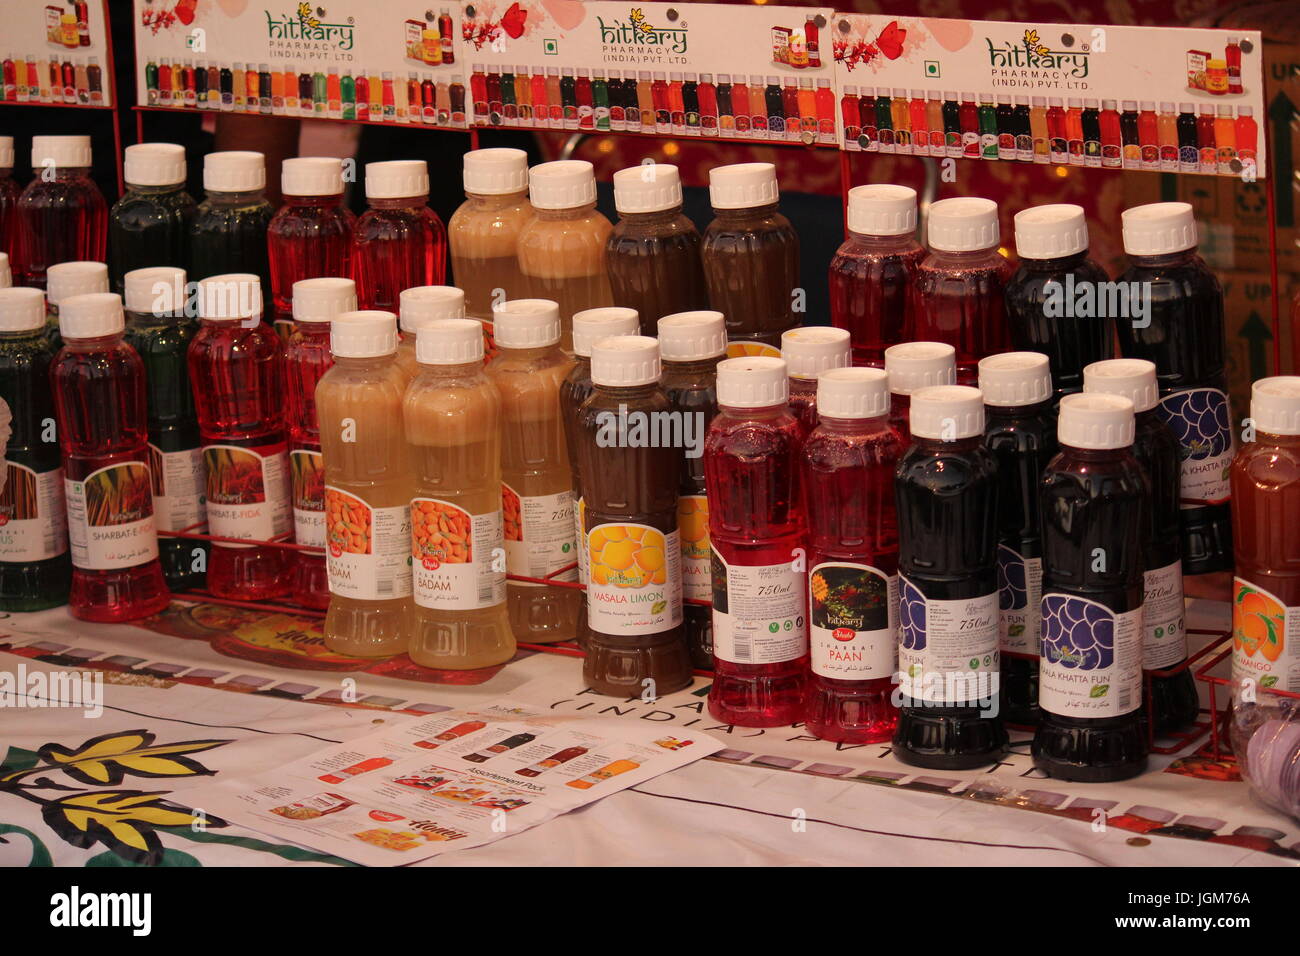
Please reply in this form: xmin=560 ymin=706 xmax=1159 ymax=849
xmin=1231 ymin=681 xmax=1300 ymax=822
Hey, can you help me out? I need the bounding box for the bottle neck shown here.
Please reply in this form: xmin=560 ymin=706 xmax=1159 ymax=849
xmin=367 ymin=194 xmax=427 ymax=210
xmin=0 ymin=328 xmax=49 ymax=345
xmin=1017 ymin=250 xmax=1091 ymax=271
xmin=1059 ymin=444 xmax=1132 ymax=462
xmin=465 ymin=189 xmax=528 ymax=209
xmin=1128 ymin=249 xmax=1197 ymax=268
xmin=284 ymin=192 xmax=344 ymax=207
xmin=332 ymin=353 xmax=396 ymax=370
xmin=125 ymin=182 xmax=185 ymax=196
xmin=818 ymin=414 xmax=890 ymax=433
xmin=720 ymin=402 xmax=787 ymax=419
xmin=928 ymin=246 xmax=999 ymax=262
xmin=294 ymin=320 xmax=331 ymax=339
xmin=420 ymin=360 xmax=483 ymax=379
xmin=662 ymin=355 xmax=723 ymax=377
xmin=914 ymin=434 xmax=983 ymax=452
xmin=44 ymin=166 xmax=93 ymax=182
xmin=617 ymin=206 xmax=685 ymax=226
xmin=62 ymin=332 xmax=124 ymax=350
xmin=845 ymin=231 xmax=918 ymax=250
xmin=987 ymin=399 xmax=1053 ymax=419
xmin=713 ymin=202 xmax=779 ymax=221
xmin=125 ymin=308 xmax=184 ymax=325
xmin=497 ymin=343 xmax=559 ymax=361
xmin=594 ymin=382 xmax=658 ymax=399
xmin=207 ymin=188 xmax=266 ymax=205
xmin=533 ymin=203 xmax=596 ymax=221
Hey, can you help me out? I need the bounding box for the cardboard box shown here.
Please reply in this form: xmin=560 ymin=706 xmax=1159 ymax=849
xmin=1221 ymin=268 xmax=1298 ymax=416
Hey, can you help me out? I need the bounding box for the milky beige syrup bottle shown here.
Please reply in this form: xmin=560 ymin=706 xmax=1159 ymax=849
xmin=405 ymin=317 xmax=514 ymax=669
xmin=317 ymin=310 xmax=414 ymax=657
xmin=516 ymin=160 xmax=614 ymax=351
xmin=448 ymin=148 xmax=534 ymax=326
xmin=485 ymin=298 xmax=581 ymax=643
xmin=396 ymin=285 xmax=465 ymax=380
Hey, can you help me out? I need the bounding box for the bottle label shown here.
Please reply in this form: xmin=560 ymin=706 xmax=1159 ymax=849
xmin=325 ymin=488 xmax=412 ymax=600
xmin=0 ymin=463 xmax=68 ymax=561
xmin=725 ymin=340 xmax=781 ymax=360
xmin=1038 ymin=593 xmax=1143 ymax=718
xmin=290 ymin=449 xmax=325 ymax=548
xmin=1155 ymin=387 xmax=1234 ymax=508
xmin=897 ymin=576 xmax=999 ymax=703
xmin=980 ymin=132 xmax=998 ymax=159
xmin=962 ymin=130 xmax=980 ymax=157
xmin=587 ymin=523 xmax=682 ymax=636
xmin=1143 ymin=560 xmax=1187 ymax=669
xmin=997 ymin=545 xmax=1042 ymax=656
xmin=502 ymin=484 xmax=577 ymax=588
xmin=809 ymin=563 xmax=897 ymax=680
xmin=573 ymin=495 xmax=588 ymax=588
xmin=203 ymin=442 xmax=291 ymax=546
xmin=148 ymin=444 xmax=207 ymax=535
xmin=410 ymin=497 xmax=505 ymax=610
xmin=64 ymin=461 xmax=159 ymax=571
xmin=677 ymin=494 xmax=710 ymax=603
xmin=1231 ymin=577 xmax=1300 ymax=694
xmin=711 ymin=552 xmax=807 ymax=665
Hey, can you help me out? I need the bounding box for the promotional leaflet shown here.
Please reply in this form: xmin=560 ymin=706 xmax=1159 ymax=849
xmin=182 ymin=700 xmax=722 ymax=864
xmin=0 ymin=0 xmax=113 ymax=107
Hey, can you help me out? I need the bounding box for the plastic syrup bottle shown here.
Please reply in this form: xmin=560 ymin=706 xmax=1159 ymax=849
xmin=801 ymin=367 xmax=903 ymax=743
xmin=353 ymin=160 xmax=447 ymax=312
xmin=979 ymin=352 xmax=1056 ymax=727
xmin=1035 ymin=393 xmax=1148 ymax=781
xmin=780 ymin=326 xmax=851 ymax=435
xmin=1231 ymin=378 xmax=1300 ymax=696
xmin=14 ymin=136 xmax=106 ymax=289
xmin=606 ymin=163 xmax=708 ymax=336
xmin=405 ymin=317 xmax=514 ymax=669
xmin=190 ymin=152 xmax=274 ymax=310
xmin=702 ymin=163 xmax=800 ymax=358
xmin=122 ymin=266 xmax=207 ymax=592
xmin=894 ymin=385 xmax=1005 ymax=768
xmin=0 ymin=287 xmax=70 ymax=609
xmin=396 ymin=285 xmax=465 ymax=381
xmin=267 ymin=157 xmax=355 ymax=334
xmin=658 ymin=310 xmax=727 ymax=670
xmin=705 ymin=357 xmax=807 ymax=726
xmin=914 ymin=197 xmax=1013 ymax=384
xmin=517 ymin=160 xmax=614 ymax=352
xmin=108 ymin=144 xmax=196 ymax=294
xmin=188 ymin=274 xmax=292 ymax=600
xmin=485 ymin=299 xmax=580 ymax=644
xmin=1005 ymin=204 xmax=1112 ymax=399
xmin=448 ymin=148 xmax=533 ymax=326
xmin=1116 ymin=202 xmax=1233 ymax=575
xmin=317 ymin=310 xmax=413 ymax=656
xmin=559 ymin=306 xmax=641 ymax=649
xmin=45 ymin=259 xmax=108 ymax=346
xmin=284 ymin=277 xmax=357 ymax=609
xmin=1084 ymin=358 xmax=1198 ymax=734
xmin=0 ymin=137 xmax=18 ymax=260
xmin=828 ymin=184 xmax=922 ymax=367
xmin=577 ymin=335 xmax=691 ymax=696
xmin=882 ymin=341 xmax=956 ymax=441
xmin=51 ymin=292 xmax=170 ymax=621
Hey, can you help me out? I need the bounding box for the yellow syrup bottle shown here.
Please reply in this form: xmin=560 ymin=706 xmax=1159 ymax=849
xmin=486 ymin=298 xmax=581 ymax=643
xmin=516 ymin=160 xmax=614 ymax=352
xmin=448 ymin=148 xmax=534 ymax=330
xmin=397 ymin=285 xmax=465 ymax=381
xmin=405 ymin=317 xmax=514 ymax=668
xmin=317 ymin=310 xmax=414 ymax=656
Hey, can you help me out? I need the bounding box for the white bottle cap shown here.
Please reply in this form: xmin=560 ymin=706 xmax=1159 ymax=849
xmin=613 ymin=163 xmax=683 ymax=214
xmin=0 ymin=252 xmax=9 ymax=289
xmin=365 ymin=160 xmax=429 ymax=200
xmin=204 ymin=150 xmax=266 ymax=192
xmin=59 ymin=292 xmax=124 ymax=338
xmin=416 ymin=317 xmax=484 ymax=365
xmin=1122 ymin=202 xmax=1197 ymax=256
xmin=293 ymin=277 xmax=357 ymax=323
xmin=463 ymin=148 xmax=529 ymax=195
xmin=47 ymin=261 xmax=108 ymax=306
xmin=198 ymin=274 xmax=262 ymax=321
xmin=282 ymin=156 xmax=344 ymax=196
xmin=31 ymin=135 xmax=92 ymax=170
xmin=1251 ymin=377 xmax=1300 ymax=437
xmin=927 ymin=197 xmax=999 ymax=252
xmin=331 ymin=310 xmax=399 ymax=358
xmin=529 ymin=160 xmax=597 ymax=209
xmin=658 ymin=311 xmax=727 ymax=361
xmin=1057 ymin=393 xmax=1135 ymax=449
xmin=492 ymin=299 xmax=561 ymax=348
xmin=0 ymin=136 xmax=13 ymax=169
xmin=400 ymin=285 xmax=466 ymax=335
xmin=572 ymin=307 xmax=640 ymax=357
xmin=883 ymin=341 xmax=957 ymax=396
xmin=708 ymin=163 xmax=779 ymax=210
xmin=0 ymin=287 xmax=46 ymax=332
xmin=847 ymin=184 xmax=917 ymax=236
xmin=124 ymin=143 xmax=187 ymax=187
xmin=1082 ymin=358 xmax=1158 ymax=413
xmin=909 ymin=385 xmax=984 ymax=440
xmin=717 ymin=356 xmax=788 ymax=407
xmin=817 ymin=367 xmax=890 ymax=419
xmin=977 ymin=352 xmax=1052 ymax=407
xmin=123 ymin=266 xmax=186 ymax=315
xmin=781 ymin=327 xmax=851 ymax=379
xmin=591 ymin=335 xmax=660 ymax=386
xmin=1014 ymin=203 xmax=1089 ymax=259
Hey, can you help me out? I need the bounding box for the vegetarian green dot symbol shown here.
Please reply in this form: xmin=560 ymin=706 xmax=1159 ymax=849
xmin=768 ymin=622 xmax=779 ymax=633
xmin=969 ymin=658 xmax=979 ymax=670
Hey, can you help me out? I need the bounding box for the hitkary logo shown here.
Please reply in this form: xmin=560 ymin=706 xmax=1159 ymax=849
xmin=265 ymin=3 xmax=356 ymax=50
xmin=598 ymin=8 xmax=689 ymax=54
xmin=986 ymin=29 xmax=1090 ymax=78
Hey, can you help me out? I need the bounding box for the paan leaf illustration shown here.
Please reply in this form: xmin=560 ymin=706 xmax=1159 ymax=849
xmin=39 ymin=729 xmax=231 ymax=785
xmin=41 ymin=790 xmax=223 ymax=866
